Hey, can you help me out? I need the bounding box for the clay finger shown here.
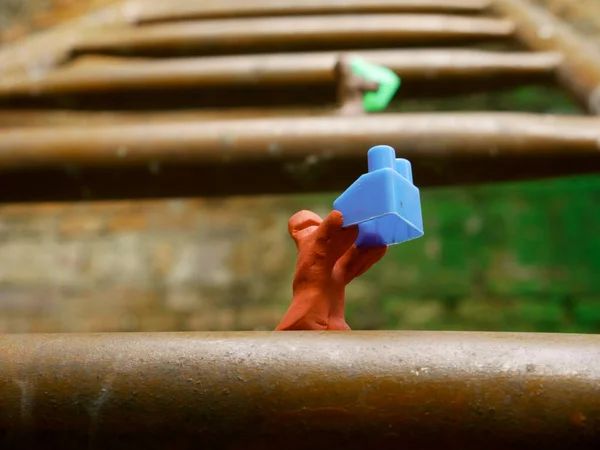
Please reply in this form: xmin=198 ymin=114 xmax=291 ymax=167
xmin=312 ymin=211 xmax=359 ymax=261
xmin=340 ymin=245 xmax=388 ymax=284
xmin=288 ymin=210 xmax=323 ymax=249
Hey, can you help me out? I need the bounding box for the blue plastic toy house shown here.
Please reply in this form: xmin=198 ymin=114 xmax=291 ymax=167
xmin=333 ymin=145 xmax=424 ymax=248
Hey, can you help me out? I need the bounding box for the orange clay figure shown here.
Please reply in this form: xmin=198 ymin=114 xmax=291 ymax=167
xmin=276 ymin=210 xmax=388 ymax=331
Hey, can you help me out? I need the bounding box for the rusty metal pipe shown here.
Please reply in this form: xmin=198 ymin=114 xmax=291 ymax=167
xmin=0 ymin=113 xmax=599 ymax=202
xmin=0 ymin=331 xmax=599 ymax=450
xmin=0 ymin=113 xmax=599 ymax=169
xmin=133 ymin=0 xmax=492 ymax=23
xmin=492 ymin=0 xmax=600 ymax=114
xmin=0 ymin=49 xmax=559 ymax=97
xmin=0 ymin=108 xmax=333 ymax=128
xmin=74 ymin=14 xmax=515 ymax=56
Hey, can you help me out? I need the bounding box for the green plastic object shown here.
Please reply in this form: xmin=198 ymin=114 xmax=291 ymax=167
xmin=350 ymin=56 xmax=401 ymax=112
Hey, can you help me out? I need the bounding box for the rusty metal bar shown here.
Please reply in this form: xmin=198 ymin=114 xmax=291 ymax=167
xmin=1 ymin=112 xmax=598 ymax=168
xmin=0 ymin=331 xmax=599 ymax=450
xmin=74 ymin=14 xmax=515 ymax=56
xmin=132 ymin=0 xmax=492 ymax=23
xmin=492 ymin=0 xmax=600 ymax=114
xmin=0 ymin=108 xmax=329 ymax=128
xmin=0 ymin=112 xmax=599 ymax=202
xmin=0 ymin=49 xmax=559 ymax=97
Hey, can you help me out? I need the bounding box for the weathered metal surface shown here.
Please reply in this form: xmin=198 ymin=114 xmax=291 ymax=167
xmin=0 ymin=331 xmax=599 ymax=450
xmin=74 ymin=14 xmax=515 ymax=56
xmin=0 ymin=108 xmax=331 ymax=128
xmin=0 ymin=113 xmax=598 ymax=169
xmin=0 ymin=113 xmax=599 ymax=202
xmin=492 ymin=0 xmax=600 ymax=114
xmin=133 ymin=0 xmax=492 ymax=23
xmin=0 ymin=50 xmax=559 ymax=97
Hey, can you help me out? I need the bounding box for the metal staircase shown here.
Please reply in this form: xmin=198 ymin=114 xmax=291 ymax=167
xmin=0 ymin=0 xmax=598 ymax=202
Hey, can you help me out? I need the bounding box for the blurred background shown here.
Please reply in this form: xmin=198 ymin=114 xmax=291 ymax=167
xmin=0 ymin=0 xmax=599 ymax=334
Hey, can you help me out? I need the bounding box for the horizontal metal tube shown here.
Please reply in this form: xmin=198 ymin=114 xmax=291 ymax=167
xmin=0 ymin=49 xmax=559 ymax=96
xmin=74 ymin=14 xmax=515 ymax=56
xmin=1 ymin=113 xmax=599 ymax=169
xmin=0 ymin=331 xmax=599 ymax=449
xmin=0 ymin=112 xmax=599 ymax=202
xmin=134 ymin=0 xmax=492 ymax=23
xmin=0 ymin=107 xmax=330 ymax=128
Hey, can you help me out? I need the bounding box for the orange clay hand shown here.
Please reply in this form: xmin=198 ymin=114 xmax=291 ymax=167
xmin=276 ymin=210 xmax=388 ymax=331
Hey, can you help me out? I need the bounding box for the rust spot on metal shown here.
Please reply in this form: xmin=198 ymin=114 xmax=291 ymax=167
xmin=571 ymin=411 xmax=587 ymax=428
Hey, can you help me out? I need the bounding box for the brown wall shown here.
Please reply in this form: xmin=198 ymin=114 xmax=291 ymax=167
xmin=0 ymin=198 xmax=309 ymax=333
